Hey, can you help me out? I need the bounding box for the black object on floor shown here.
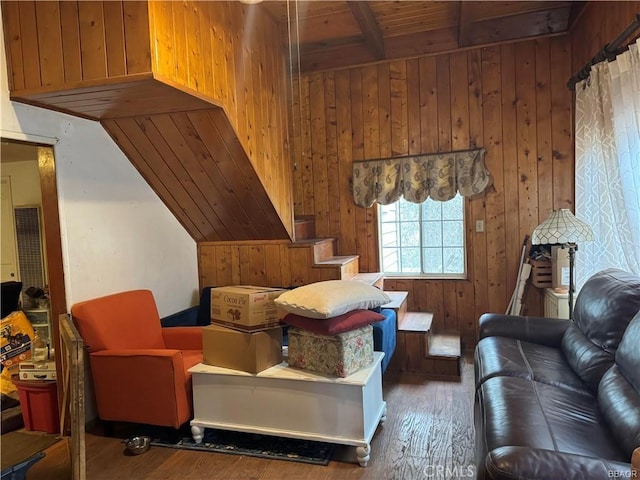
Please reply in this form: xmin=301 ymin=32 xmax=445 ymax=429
xmin=132 ymin=425 xmax=335 ymax=466
xmin=0 ymin=452 xmax=45 ymax=480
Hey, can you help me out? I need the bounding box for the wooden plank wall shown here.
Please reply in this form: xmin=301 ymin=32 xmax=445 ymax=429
xmin=147 ymin=1 xmax=294 ymax=239
xmin=570 ymin=1 xmax=640 ymax=73
xmin=292 ymin=37 xmax=575 ymax=346
xmin=198 ymin=241 xmax=348 ymax=289
xmin=2 ymin=0 xmax=151 ymax=90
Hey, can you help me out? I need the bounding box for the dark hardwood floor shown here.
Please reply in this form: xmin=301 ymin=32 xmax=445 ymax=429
xmin=27 ymin=355 xmax=475 ymax=480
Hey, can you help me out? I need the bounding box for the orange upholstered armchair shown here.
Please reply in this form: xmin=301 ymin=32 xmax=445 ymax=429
xmin=71 ymin=290 xmax=203 ymax=429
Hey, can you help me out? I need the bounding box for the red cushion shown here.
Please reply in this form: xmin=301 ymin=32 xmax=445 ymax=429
xmin=282 ymin=309 xmax=385 ymax=335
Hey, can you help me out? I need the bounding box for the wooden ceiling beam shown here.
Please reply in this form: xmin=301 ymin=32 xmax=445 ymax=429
xmin=461 ymin=7 xmax=571 ymax=47
xmin=567 ymin=1 xmax=588 ymax=31
xmin=300 ymin=27 xmax=458 ymax=73
xmin=346 ymin=1 xmax=386 ymax=60
xmin=458 ymin=1 xmax=473 ymax=47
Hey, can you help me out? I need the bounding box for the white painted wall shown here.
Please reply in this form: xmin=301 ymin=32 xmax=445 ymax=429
xmin=0 ymin=13 xmax=199 ymax=316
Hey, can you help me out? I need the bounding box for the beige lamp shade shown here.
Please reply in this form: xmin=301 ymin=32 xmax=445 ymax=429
xmin=532 ymin=209 xmax=594 ymax=245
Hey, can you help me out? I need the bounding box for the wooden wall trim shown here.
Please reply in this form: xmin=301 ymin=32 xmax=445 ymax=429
xmin=37 ymin=145 xmax=67 ymax=417
xmin=8 ymin=73 xmax=155 ymax=100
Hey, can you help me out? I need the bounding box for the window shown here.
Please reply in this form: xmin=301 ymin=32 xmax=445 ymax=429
xmin=378 ymin=195 xmax=466 ymax=277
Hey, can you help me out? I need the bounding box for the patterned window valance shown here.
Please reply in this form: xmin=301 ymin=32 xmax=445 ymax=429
xmin=352 ymin=148 xmax=492 ymax=207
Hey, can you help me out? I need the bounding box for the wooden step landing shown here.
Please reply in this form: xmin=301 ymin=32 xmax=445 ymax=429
xmin=428 ymin=333 xmax=461 ymax=358
xmin=390 ymin=311 xmax=461 ymax=379
xmin=381 ymin=291 xmax=408 ymax=323
xmin=349 ymin=272 xmax=384 ymax=289
xmin=314 ymin=255 xmax=359 ymax=268
xmin=314 ymin=255 xmax=360 ymax=280
xmin=425 ymin=332 xmax=462 ymax=378
xmin=398 ymin=312 xmax=432 ymax=332
xmin=289 ymin=238 xmax=336 ymax=263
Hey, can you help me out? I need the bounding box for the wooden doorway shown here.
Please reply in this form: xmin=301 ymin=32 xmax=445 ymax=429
xmin=0 ymin=138 xmax=67 ymax=416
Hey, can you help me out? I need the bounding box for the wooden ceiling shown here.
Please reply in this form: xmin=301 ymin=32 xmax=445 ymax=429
xmin=261 ymin=0 xmax=583 ymax=72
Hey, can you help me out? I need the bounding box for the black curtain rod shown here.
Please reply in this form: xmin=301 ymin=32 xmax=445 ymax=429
xmin=567 ymin=13 xmax=640 ymax=91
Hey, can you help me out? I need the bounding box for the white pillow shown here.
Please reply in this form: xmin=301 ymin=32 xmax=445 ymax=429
xmin=274 ymin=280 xmax=391 ymax=319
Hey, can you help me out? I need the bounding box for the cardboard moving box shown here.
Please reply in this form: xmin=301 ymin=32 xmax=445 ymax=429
xmin=210 ymin=286 xmax=286 ymax=332
xmin=202 ymin=324 xmax=283 ymax=374
xmin=19 ymin=360 xmax=57 ymax=380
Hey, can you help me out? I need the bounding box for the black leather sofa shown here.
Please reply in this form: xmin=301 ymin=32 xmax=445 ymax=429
xmin=474 ymin=268 xmax=640 ymax=479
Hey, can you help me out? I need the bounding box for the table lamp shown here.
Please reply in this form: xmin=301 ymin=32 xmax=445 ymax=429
xmin=531 ymin=209 xmax=594 ymax=320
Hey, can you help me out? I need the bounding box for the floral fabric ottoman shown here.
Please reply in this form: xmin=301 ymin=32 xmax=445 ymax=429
xmin=287 ymin=325 xmax=374 ymax=377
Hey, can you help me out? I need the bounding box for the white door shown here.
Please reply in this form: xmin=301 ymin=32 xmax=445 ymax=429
xmin=1 ymin=176 xmax=19 ymax=282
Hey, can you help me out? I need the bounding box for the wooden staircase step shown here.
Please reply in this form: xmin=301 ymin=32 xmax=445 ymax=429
xmin=381 ymin=291 xmax=408 ymax=323
xmin=314 ymin=255 xmax=360 ymax=280
xmin=289 ymin=238 xmax=334 ymax=247
xmin=398 ymin=312 xmax=433 ymax=332
xmin=294 ymin=215 xmax=315 ymax=241
xmin=289 ymin=238 xmax=336 ymax=263
xmin=427 ymin=333 xmax=461 ymax=359
xmin=314 ymin=255 xmax=359 ymax=267
xmin=389 ymin=311 xmax=461 ymax=379
xmin=349 ymin=272 xmax=384 ymax=289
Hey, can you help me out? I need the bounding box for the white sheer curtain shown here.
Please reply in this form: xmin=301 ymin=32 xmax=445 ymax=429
xmin=575 ymin=39 xmax=640 ymax=286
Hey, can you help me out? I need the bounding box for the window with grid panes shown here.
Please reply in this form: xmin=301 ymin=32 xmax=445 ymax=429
xmin=378 ymin=194 xmax=466 ymax=277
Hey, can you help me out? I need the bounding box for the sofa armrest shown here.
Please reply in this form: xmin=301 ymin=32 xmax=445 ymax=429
xmin=479 ymin=313 xmax=571 ymax=348
xmin=162 ymin=327 xmax=203 ymax=350
xmin=485 ymin=446 xmax=632 ymax=480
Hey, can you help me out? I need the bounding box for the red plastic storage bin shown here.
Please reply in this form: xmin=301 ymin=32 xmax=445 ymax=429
xmin=12 ymin=376 xmax=60 ymax=434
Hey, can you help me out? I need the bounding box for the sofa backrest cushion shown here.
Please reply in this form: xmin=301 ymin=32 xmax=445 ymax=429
xmin=561 ymin=268 xmax=640 ymax=392
xmin=598 ymin=311 xmax=640 ymax=458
